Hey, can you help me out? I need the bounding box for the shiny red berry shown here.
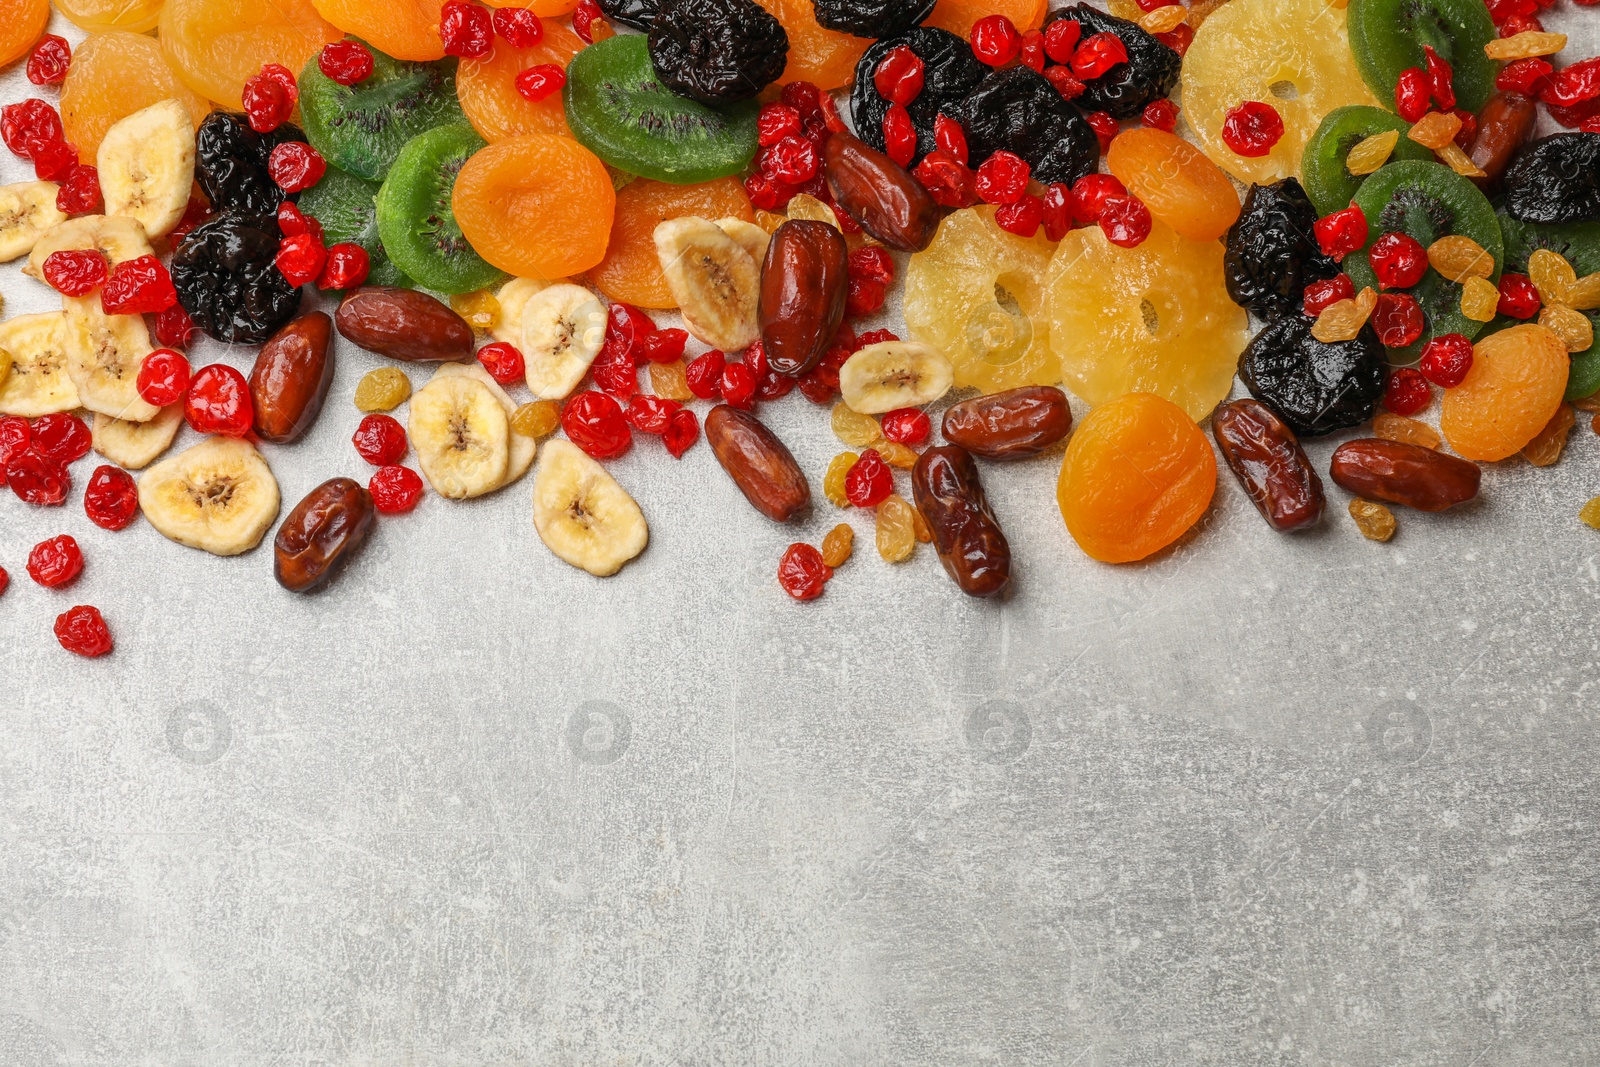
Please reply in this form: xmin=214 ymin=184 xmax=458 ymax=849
xmin=639 ymin=328 xmax=688 ymax=365
xmin=757 ymin=104 xmax=803 ymax=147
xmin=1303 ymin=274 xmax=1356 ymax=317
xmin=933 ymin=113 xmax=968 ymax=164
xmin=441 ymin=1 xmax=494 ymax=58
xmin=685 ymin=350 xmax=726 ymax=398
xmin=1371 ymin=292 xmax=1425 ymax=348
xmin=1043 ymin=18 xmax=1081 ymax=63
xmin=590 ymin=337 xmax=637 ymax=397
xmin=154 ymin=304 xmax=198 ymax=350
xmin=0 ymin=415 xmax=29 ymax=466
xmin=1394 ymin=67 xmax=1432 ymax=122
xmin=1423 ymin=45 xmax=1456 ymax=110
xmin=242 ymin=64 xmax=298 ymax=133
xmin=514 ymin=64 xmax=565 ymax=102
xmin=1100 ymin=194 xmax=1153 ymax=248
xmin=874 ymin=45 xmax=925 ymax=105
xmin=1018 ymin=29 xmax=1045 ymax=72
xmin=318 ymin=39 xmax=374 ymax=85
xmin=1085 ymin=110 xmax=1119 ymax=153
xmin=184 ymin=363 xmax=254 ymax=437
xmin=663 ymin=408 xmax=699 ymax=458
xmin=573 ymin=0 xmax=608 ymax=43
xmin=882 ymin=103 xmax=916 ymax=167
xmin=1044 ymin=65 xmax=1087 ymax=102
xmin=562 ymin=390 xmax=632 ymax=459
xmin=1314 ymin=203 xmax=1369 ymax=261
xmin=765 ymin=135 xmax=819 ymax=184
xmin=55 ymin=163 xmax=102 ymax=215
xmin=720 ymin=361 xmax=759 ymax=409
xmin=493 ymin=6 xmax=544 ymax=46
xmin=1497 ymin=57 xmax=1552 ymax=96
xmin=31 ymin=412 xmax=90 ymax=463
xmin=41 ymin=249 xmax=107 ymax=296
xmin=606 ymin=301 xmax=652 ymax=356
xmin=1042 ymin=182 xmax=1072 ymax=241
xmin=26 ymin=35 xmax=71 ymax=86
xmin=975 ymin=149 xmax=1030 ymax=205
xmin=1070 ymin=172 xmax=1126 ymax=224
xmin=101 ymin=255 xmax=177 ymax=314
xmin=28 ymin=534 xmax=83 ymax=587
xmin=778 ymin=543 xmax=831 ymax=601
xmin=1 ymin=99 xmax=63 ymax=160
xmin=744 ymin=173 xmax=785 ymax=211
xmin=844 ymin=448 xmax=893 ymax=507
xmin=912 ymin=150 xmax=977 ymax=208
xmin=1419 ymin=333 xmax=1474 ymax=388
xmin=624 ymin=394 xmax=681 ymax=434
xmin=880 ymin=407 xmax=930 ymax=445
xmin=848 ymin=246 xmax=894 ymax=286
xmin=846 ymin=275 xmax=888 ymax=316
xmin=1368 ymin=231 xmax=1428 ymax=289
xmin=316 ymin=243 xmax=370 ymax=290
xmin=995 ymin=193 xmax=1045 ymax=237
xmin=1070 ymin=32 xmax=1128 ymax=80
xmin=1384 ymin=366 xmax=1431 ymax=415
xmin=6 ymin=451 xmax=68 ymax=506
xmin=756 ymin=369 xmax=795 ymax=401
xmin=275 ymin=232 xmax=327 ymax=287
xmin=970 ymin=14 xmax=1021 ymax=67
xmin=370 ymin=465 xmax=424 ymax=513
xmin=1497 ymin=273 xmax=1541 ymax=319
xmin=1222 ymin=101 xmax=1284 ymax=157
xmin=0 ymin=567 xmax=7 ymax=597
xmin=31 ymin=137 xmax=78 ymax=182
xmin=477 ymin=341 xmax=525 ymax=385
xmin=1141 ymin=98 xmax=1179 ymax=132
xmin=83 ymin=465 xmax=139 ymax=530
xmin=268 ymin=142 xmax=327 ymax=192
xmin=55 ymin=606 xmax=112 ymax=658
xmin=277 ymin=200 xmax=318 ymax=238
xmin=352 ymin=413 xmax=408 ymax=465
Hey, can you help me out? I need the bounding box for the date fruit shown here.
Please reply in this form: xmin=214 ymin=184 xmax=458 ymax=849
xmin=335 ymin=287 xmax=474 ymax=363
xmin=824 ymin=132 xmax=941 ymax=254
xmin=941 ymin=387 xmax=1071 ymax=460
xmin=761 ymin=220 xmax=849 ymax=378
xmin=1329 ymin=439 xmax=1480 ymax=512
xmin=273 ymin=477 xmax=377 ymax=593
xmin=704 ymin=405 xmax=811 ymax=522
xmin=1468 ymin=91 xmax=1537 ymax=194
xmin=250 ymin=312 xmax=334 ymax=444
xmin=912 ymin=446 xmax=1011 ymax=598
xmin=1211 ymin=399 xmax=1325 ymax=533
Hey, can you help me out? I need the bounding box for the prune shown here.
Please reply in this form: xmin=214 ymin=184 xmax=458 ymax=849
xmin=815 ymin=0 xmax=936 ymax=38
xmin=598 ymin=0 xmax=660 ymax=30
xmin=195 ymin=111 xmax=307 ymax=222
xmin=1211 ymin=399 xmax=1325 ymax=533
xmin=1238 ymin=312 xmax=1388 ymax=437
xmin=172 ymin=211 xmax=303 ymax=345
xmin=648 ymin=0 xmax=789 ymax=106
xmin=943 ymin=66 xmax=1100 ymax=186
xmin=1502 ymin=134 xmax=1600 ymax=225
xmin=1224 ymin=178 xmax=1342 ymax=316
xmin=852 ymin=28 xmax=985 ymax=167
xmin=1043 ymin=5 xmax=1180 ymax=120
xmin=912 ymin=446 xmax=1011 ymax=598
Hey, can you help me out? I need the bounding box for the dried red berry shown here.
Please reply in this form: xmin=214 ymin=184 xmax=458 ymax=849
xmin=184 ymin=363 xmax=254 ymax=437
xmin=0 ymin=415 xmax=29 ymax=466
xmin=913 ymin=150 xmax=977 ymax=208
xmin=101 ymin=255 xmax=177 ymax=315
xmin=778 ymin=543 xmax=832 ymax=601
xmin=1304 ymin=273 xmax=1356 ymax=317
xmin=1042 ymin=182 xmax=1072 ymax=241
xmin=1314 ymin=203 xmax=1369 ymax=261
xmin=493 ymin=6 xmax=544 ymax=46
xmin=874 ymin=44 xmax=926 ymax=106
xmin=441 ymin=0 xmax=495 ymax=58
xmin=743 ymin=173 xmax=786 ymax=211
xmin=1044 ymin=65 xmax=1087 ymax=102
xmin=6 ymin=451 xmax=68 ymax=506
xmin=1100 ymin=194 xmax=1153 ymax=248
xmin=242 ymin=64 xmax=298 ymax=134
xmin=32 ymin=138 xmax=77 ymax=182
xmin=1141 ymin=98 xmax=1180 ymax=132
xmin=1371 ymin=292 xmax=1425 ymax=348
xmin=639 ymin=328 xmax=688 ymax=365
xmin=1419 ymin=333 xmax=1474 ymax=388
xmin=1498 ymin=273 xmax=1541 ymax=319
xmin=31 ymin=412 xmax=91 ymax=463
xmin=1497 ymin=57 xmax=1552 ymax=96
xmin=882 ymin=103 xmax=916 ymax=167
xmin=28 ymin=534 xmax=83 ymax=587
xmin=137 ymin=348 xmax=192 ymax=407
xmin=277 ymin=200 xmax=318 ymax=238
xmin=1368 ymin=231 xmax=1428 ymax=289
xmin=316 ymin=242 xmax=370 ymax=291
xmin=1222 ymin=101 xmax=1285 ymax=157
xmin=720 ymin=360 xmax=759 ymax=409
xmin=590 ymin=337 xmax=637 ymax=397
xmin=1085 ymin=110 xmax=1119 ymax=153
xmin=1423 ymin=45 xmax=1456 ymax=110
xmin=1071 ymin=172 xmax=1126 ymax=224
xmin=42 ymin=249 xmax=107 ymax=296
xmin=1018 ymin=29 xmax=1045 ymax=72
xmin=1542 ymin=57 xmax=1600 ymax=109
xmin=1043 ymin=18 xmax=1081 ymax=63
xmin=1394 ymin=67 xmax=1432 ymax=122
xmin=995 ymin=193 xmax=1045 ymax=237
xmin=0 ymin=567 xmax=7 ymax=597
xmin=880 ymin=407 xmax=931 ymax=445
xmin=1384 ymin=366 xmax=1431 ymax=415
xmin=573 ymin=0 xmax=608 ymax=43
xmin=26 ymin=35 xmax=71 ymax=86
xmin=765 ymin=135 xmax=819 ymax=184
xmin=54 ymin=606 xmax=112 ymax=658
xmin=1070 ymin=32 xmax=1128 ymax=80
xmin=624 ymin=394 xmax=681 ymax=434
xmin=514 ymin=64 xmax=566 ymax=102
xmin=268 ymin=142 xmax=327 ymax=193
xmin=757 ymin=103 xmax=803 ymax=147
xmin=84 ymin=465 xmax=139 ymax=530
xmin=352 ymin=413 xmax=408 ymax=465
xmin=686 ymin=350 xmax=726 ymax=399
xmin=477 ymin=341 xmax=525 ymax=385
xmin=1 ymin=98 xmax=63 ymax=160
xmin=844 ymin=448 xmax=893 ymax=507
xmin=370 ymin=465 xmax=424 ymax=513
xmin=319 ymin=39 xmax=374 ymax=85
xmin=848 ymin=246 xmax=894 ymax=286
xmin=606 ymin=301 xmax=652 ymax=356
xmin=975 ymin=149 xmax=1030 ymax=205
xmin=663 ymin=407 xmax=699 ymax=458
xmin=55 ymin=163 xmax=102 ymax=215
xmin=756 ymin=369 xmax=795 ymax=401
xmin=154 ymin=305 xmax=198 ymax=349
xmin=562 ymin=390 xmax=632 ymax=459
xmin=846 ymin=275 xmax=888 ymax=316
xmin=933 ymin=113 xmax=968 ymax=164
xmin=275 ymin=232 xmax=327 ymax=287
xmin=970 ymin=14 xmax=1021 ymax=67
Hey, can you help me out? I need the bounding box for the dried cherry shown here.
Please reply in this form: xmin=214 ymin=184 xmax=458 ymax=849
xmin=778 ymin=543 xmax=831 ymax=601
xmin=1042 ymin=5 xmax=1179 ymax=120
xmin=184 ymin=364 xmax=255 ymax=438
xmin=27 ymin=534 xmax=83 ymax=587
xmin=84 ymin=465 xmax=139 ymax=531
xmin=54 ymin=606 xmax=112 ymax=658
xmin=562 ymin=390 xmax=633 ymax=459
xmin=31 ymin=412 xmax=90 ymax=463
xmin=7 ymin=451 xmax=68 ymax=506
xmin=370 ymin=465 xmax=424 ymax=514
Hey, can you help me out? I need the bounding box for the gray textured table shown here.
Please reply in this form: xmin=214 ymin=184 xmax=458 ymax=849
xmin=3 ymin=4 xmax=1599 ymax=1064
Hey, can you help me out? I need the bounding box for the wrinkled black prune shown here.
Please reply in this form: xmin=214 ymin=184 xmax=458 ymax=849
xmin=943 ymin=66 xmax=1099 ymax=186
xmin=195 ymin=112 xmax=306 ymax=223
xmin=648 ymin=0 xmax=788 ymax=105
xmin=172 ymin=211 xmax=303 ymax=345
xmin=1224 ymin=178 xmax=1342 ymax=317
xmin=815 ymin=0 xmax=936 ymax=38
xmin=852 ymin=27 xmax=986 ymax=166
xmin=598 ymin=0 xmax=660 ymax=29
xmin=1238 ymin=313 xmax=1388 ymax=437
xmin=1502 ymin=134 xmax=1600 ymax=225
xmin=1043 ymin=4 xmax=1180 ymax=120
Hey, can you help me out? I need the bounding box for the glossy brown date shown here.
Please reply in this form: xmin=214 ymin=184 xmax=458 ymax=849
xmin=1329 ymin=439 xmax=1481 ymax=512
xmin=249 ymin=312 xmax=333 ymax=443
xmin=760 ymin=219 xmax=849 ymax=377
xmin=824 ymin=131 xmax=941 ymax=253
xmin=335 ymin=286 xmax=474 ymax=363
xmin=273 ymin=477 xmax=377 ymax=593
xmin=911 ymin=446 xmax=1012 ymax=598
xmin=941 ymin=387 xmax=1072 ymax=460
xmin=1469 ymin=91 xmax=1538 ymax=193
xmin=705 ymin=405 xmax=811 ymax=522
xmin=1211 ymin=399 xmax=1325 ymax=532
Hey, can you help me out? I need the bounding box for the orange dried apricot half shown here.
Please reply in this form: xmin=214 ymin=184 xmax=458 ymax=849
xmin=454 ymin=135 xmax=617 ymax=280
xmin=590 ymin=177 xmax=754 ymax=309
xmin=310 ymin=0 xmax=447 ymax=62
xmin=1107 ymin=128 xmax=1241 ymax=243
xmin=1057 ymin=392 xmax=1217 ymax=564
xmin=756 ymin=0 xmax=869 ymax=91
xmin=0 ymin=0 xmax=48 ymax=68
xmin=1440 ymin=323 xmax=1570 ymax=461
xmin=62 ymin=32 xmax=211 ymax=164
xmin=57 ymin=0 xmax=162 ymax=34
xmin=161 ymin=0 xmax=342 ymax=109
xmin=458 ymin=24 xmax=585 ymax=142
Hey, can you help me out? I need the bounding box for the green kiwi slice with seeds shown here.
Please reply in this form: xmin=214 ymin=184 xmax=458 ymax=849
xmin=297 ymin=164 xmax=411 ymax=289
xmin=1301 ymin=106 xmax=1435 ymax=217
xmin=1347 ymin=0 xmax=1498 ymax=115
xmin=375 ymin=125 xmax=506 ymax=295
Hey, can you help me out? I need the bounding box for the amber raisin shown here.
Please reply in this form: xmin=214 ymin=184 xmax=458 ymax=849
xmin=649 ymin=359 xmax=693 ymax=401
xmin=1539 ymin=305 xmax=1594 ymax=354
xmin=1460 ymin=277 xmax=1500 ymax=322
xmin=831 ymin=402 xmax=882 ymax=447
xmin=824 ymin=451 xmax=858 ymax=507
xmin=821 ymin=522 xmax=854 ymax=567
xmin=512 ymin=400 xmax=561 ymax=438
xmin=451 ymin=289 xmax=501 ymax=332
xmin=1522 ymin=403 xmax=1575 ymax=467
xmin=1372 ymin=413 xmax=1441 ymax=450
xmin=1345 ymin=131 xmax=1398 ymax=176
xmin=1427 ymin=236 xmax=1493 ymax=283
xmin=1349 ymin=498 xmax=1396 ymax=542
xmin=1529 ymin=249 xmax=1577 ymax=306
xmin=1312 ymin=287 xmax=1377 ymax=343
xmin=1582 ymin=496 xmax=1600 ymax=529
xmin=878 ymin=440 xmax=918 ymax=468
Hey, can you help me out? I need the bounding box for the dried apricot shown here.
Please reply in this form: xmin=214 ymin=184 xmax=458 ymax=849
xmin=58 ymin=0 xmax=161 ymax=33
xmin=1106 ymin=128 xmax=1241 ymax=243
xmin=1440 ymin=323 xmax=1569 ymax=461
xmin=310 ymin=0 xmax=446 ymax=61
xmin=453 ymin=135 xmax=616 ymax=280
xmin=161 ymin=0 xmax=342 ymax=109
xmin=458 ymin=23 xmax=586 ymax=142
xmin=756 ymin=0 xmax=868 ymax=90
xmin=1057 ymin=392 xmax=1216 ymax=564
xmin=0 ymin=0 xmax=48 ymax=68
xmin=61 ymin=32 xmax=211 ymax=164
xmin=927 ymin=0 xmax=1047 ymax=36
xmin=590 ymin=178 xmax=754 ymax=308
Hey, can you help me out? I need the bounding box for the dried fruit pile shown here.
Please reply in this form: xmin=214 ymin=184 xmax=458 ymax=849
xmin=1 ymin=0 xmax=1599 ymax=650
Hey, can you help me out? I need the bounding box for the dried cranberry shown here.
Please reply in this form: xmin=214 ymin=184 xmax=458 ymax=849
xmin=607 ymin=302 xmax=652 ymax=356
xmin=766 ymin=135 xmax=819 ymax=184
xmin=1545 ymin=60 xmax=1600 ymax=109
xmin=101 ymin=255 xmax=177 ymax=315
xmin=975 ymin=150 xmax=1030 ymax=205
xmin=0 ymin=567 xmax=6 ymax=597
xmin=26 ymin=35 xmax=71 ymax=86
xmin=275 ymin=232 xmax=327 ymax=287
xmin=31 ymin=412 xmax=90 ymax=463
xmin=1 ymin=99 xmax=63 ymax=160
xmin=844 ymin=448 xmax=893 ymax=507
xmin=352 ymin=413 xmax=408 ymax=465
xmin=1303 ymin=274 xmax=1355 ymax=317
xmin=1498 ymin=273 xmax=1541 ymax=319
xmin=995 ymin=194 xmax=1045 ymax=237
xmin=1314 ymin=203 xmax=1368 ymax=261
xmin=515 ymin=65 xmax=566 ymax=102
xmin=32 ymin=138 xmax=77 ymax=182
xmin=1043 ymin=18 xmax=1081 ymax=63
xmin=1371 ymin=292 xmax=1425 ymax=348
xmin=573 ymin=0 xmax=608 ymax=43
xmin=562 ymin=390 xmax=632 ymax=459
xmin=493 ymin=6 xmax=544 ymax=46
xmin=0 ymin=415 xmax=29 ymax=466
xmin=1497 ymin=57 xmax=1552 ymax=96
xmin=7 ymin=451 xmax=68 ymax=506
xmin=1042 ymin=182 xmax=1072 ymax=241
xmin=1070 ymin=32 xmax=1128 ymax=80
xmin=1451 ymin=108 xmax=1477 ymax=151
xmin=1141 ymin=98 xmax=1179 ymax=132
xmin=1384 ymin=367 xmax=1431 ymax=415
xmin=41 ymin=249 xmax=107 ymax=296
xmin=913 ymin=151 xmax=977 ymax=208
xmin=778 ymin=543 xmax=831 ymax=601
xmin=370 ymin=465 xmax=424 ymax=513
xmin=720 ymin=361 xmax=758 ymax=409
xmin=277 ymin=200 xmax=318 ymax=238
xmin=624 ymin=394 xmax=681 ymax=434
xmin=184 ymin=363 xmax=254 ymax=437
xmin=758 ymin=103 xmax=803 ymax=147
xmin=756 ymin=369 xmax=795 ymax=401
xmin=1419 ymin=333 xmax=1474 ymax=388
xmin=1045 ymin=66 xmax=1088 ymax=102
xmin=590 ymin=337 xmax=637 ymax=397
xmin=316 ymin=243 xmax=370 ymax=291
xmin=1071 ymin=172 xmax=1126 ymax=224
xmin=663 ymin=408 xmax=699 ymax=458
xmin=136 ymin=349 xmax=192 ymax=407
xmin=1018 ymin=29 xmax=1045 ymax=73
xmin=880 ymin=407 xmax=931 ymax=445
xmin=781 ymin=80 xmax=822 ymax=119
xmin=83 ymin=465 xmax=139 ymax=530
xmin=319 ymin=39 xmax=374 ymax=85
xmin=848 ymin=246 xmax=894 ymax=286
xmin=54 ymin=606 xmax=112 ymax=658
xmin=268 ymin=142 xmax=327 ymax=193
xmin=1099 ymin=194 xmax=1152 ymax=248
xmin=55 ymin=163 xmax=102 ymax=215
xmin=28 ymin=534 xmax=83 ymax=587
xmin=933 ymin=113 xmax=968 ymax=164
xmin=477 ymin=341 xmax=525 ymax=385
xmin=686 ymin=350 xmax=726 ymax=399
xmin=971 ymin=14 xmax=1021 ymax=67
xmin=1422 ymin=45 xmax=1455 ymax=110
xmin=1498 ymin=12 xmax=1542 ymax=35
xmin=853 ymin=328 xmax=893 ymax=348
xmin=744 ymin=173 xmax=786 ymax=211
xmin=846 ymin=275 xmax=888 ymax=316
xmin=154 ymin=306 xmax=198 ymax=350
xmin=1394 ymin=68 xmax=1432 ymax=122
xmin=639 ymin=328 xmax=688 ymax=364
xmin=1085 ymin=110 xmax=1119 ymax=153
xmin=874 ymin=45 xmax=926 ymax=106
xmin=441 ymin=1 xmax=494 ymax=58
xmin=1368 ymin=232 xmax=1428 ymax=289
xmin=1155 ymin=23 xmax=1193 ymax=56
xmin=882 ymin=103 xmax=916 ymax=167
xmin=1222 ymin=101 xmax=1284 ymax=157
xmin=242 ymin=64 xmax=298 ymax=134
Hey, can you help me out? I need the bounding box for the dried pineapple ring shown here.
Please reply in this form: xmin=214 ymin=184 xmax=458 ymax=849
xmin=1047 ymin=219 xmax=1248 ymax=422
xmin=904 ymin=206 xmax=1058 ymax=395
xmin=1181 ymin=0 xmax=1380 ymax=184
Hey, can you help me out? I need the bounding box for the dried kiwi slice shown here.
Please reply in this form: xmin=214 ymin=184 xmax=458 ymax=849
xmin=1301 ymin=106 xmax=1435 ymax=217
xmin=1344 ymin=160 xmax=1504 ymax=359
xmin=298 ymin=41 xmax=465 ymax=182
xmin=298 ymin=165 xmax=411 ymax=289
xmin=1347 ymin=0 xmax=1497 ymax=114
xmin=1498 ymin=211 xmax=1600 ymax=400
xmin=375 ymin=125 xmax=506 ymax=294
xmin=563 ymin=33 xmax=759 ymax=185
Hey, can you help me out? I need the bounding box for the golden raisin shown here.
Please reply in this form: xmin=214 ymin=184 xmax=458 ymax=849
xmin=1345 ymin=130 xmax=1398 ymax=176
xmin=1567 ymin=272 xmax=1600 ymax=311
xmin=1407 ymin=111 xmax=1462 ymax=150
xmin=824 ymin=451 xmax=857 ymax=507
xmin=911 ymin=503 xmax=933 ymax=543
xmin=1522 ymin=402 xmax=1575 ymax=466
xmin=1427 ymin=235 xmax=1494 ymax=282
xmin=649 ymin=359 xmax=693 ymax=401
xmin=876 ymin=494 xmax=917 ymax=562
xmin=755 ymin=210 xmax=787 ymax=234
xmin=831 ymin=402 xmax=882 ymax=446
xmin=354 ymin=366 xmax=411 ymax=412
xmin=878 ymin=440 xmax=919 ymax=469
xmin=451 ymin=289 xmax=501 ymax=333
xmin=1582 ymin=497 xmax=1600 ymax=529
xmin=1437 ymin=142 xmax=1488 ymax=179
xmin=511 ymin=399 xmax=560 ymax=438
xmin=1484 ymin=30 xmax=1567 ymax=60
xmin=1539 ymin=304 xmax=1594 ymax=353
xmin=1574 ymin=392 xmax=1600 ymax=413
xmin=786 ymin=193 xmax=841 ymax=231
xmin=1312 ymin=286 xmax=1377 ymax=342
xmin=1350 ymin=498 xmax=1396 ymax=542
xmin=1460 ymin=276 xmax=1500 ymax=322
xmin=820 ymin=523 xmax=854 ymax=567
xmin=1529 ymin=248 xmax=1577 ymax=306
xmin=1136 ymin=4 xmax=1187 ymax=32
xmin=1372 ymin=412 xmax=1441 ymax=449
